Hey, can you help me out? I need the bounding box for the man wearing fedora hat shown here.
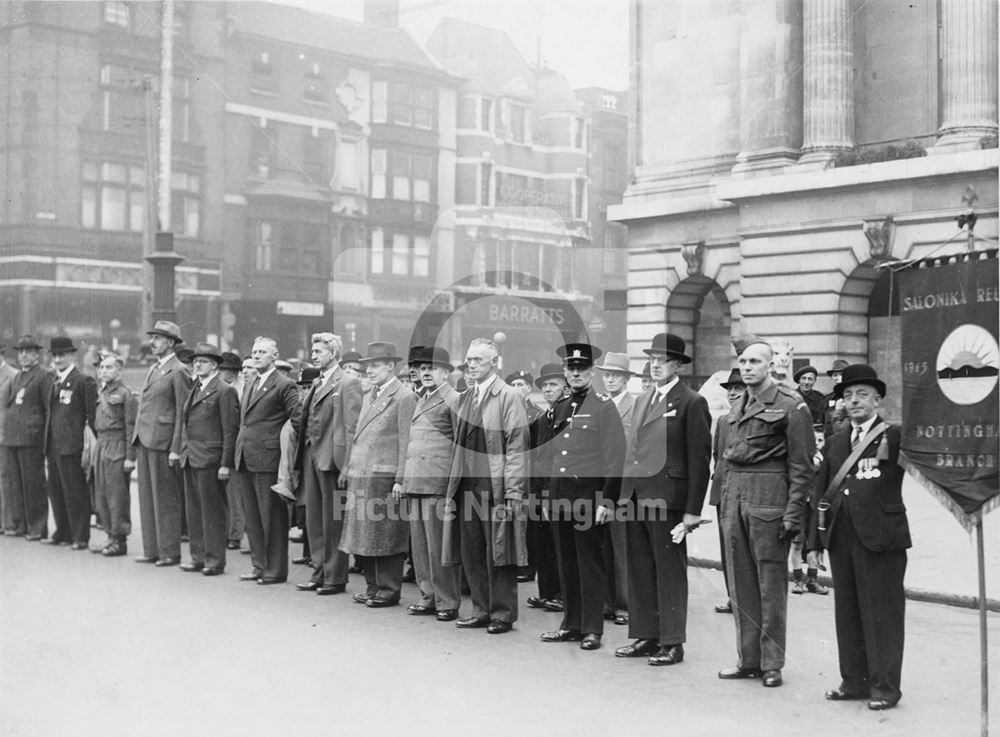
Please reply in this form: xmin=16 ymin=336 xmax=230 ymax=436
xmin=2 ymin=335 xmax=52 ymax=540
xmin=294 ymin=333 xmax=363 ymax=596
xmin=616 ymin=333 xmax=711 ymax=666
xmin=806 ymin=364 xmax=910 ymax=711
xmin=709 ymin=368 xmax=746 ymax=614
xmin=178 ymin=343 xmax=240 ymax=575
xmin=339 ymin=341 xmax=417 ymax=606
xmin=131 ymin=320 xmax=191 ymax=566
xmin=596 ymin=351 xmax=637 ymax=626
xmin=0 ymin=340 xmax=20 ymax=535
xmin=823 ymin=359 xmax=851 ymax=439
xmin=44 ymin=336 xmax=98 ymax=550
xmin=400 ymin=345 xmax=462 ymax=620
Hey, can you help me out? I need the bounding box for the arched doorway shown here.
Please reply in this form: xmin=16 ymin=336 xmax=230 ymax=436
xmin=666 ymin=275 xmax=733 ymax=385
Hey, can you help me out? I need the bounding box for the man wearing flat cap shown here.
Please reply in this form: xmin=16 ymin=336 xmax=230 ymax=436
xmin=807 ymin=365 xmax=910 ymax=711
xmin=616 ymin=333 xmax=711 ymax=666
xmin=539 ymin=343 xmax=626 ymax=651
xmin=2 ymin=335 xmax=53 ymax=540
xmin=717 ymin=334 xmax=815 ymax=688
xmin=44 ymin=337 xmax=98 ymax=549
xmin=178 ymin=343 xmax=240 ymax=575
xmin=131 ymin=321 xmax=192 ymax=566
xmin=595 ymin=351 xmax=637 ymax=625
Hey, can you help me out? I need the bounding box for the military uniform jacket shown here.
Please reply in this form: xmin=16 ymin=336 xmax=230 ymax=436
xmin=180 ymin=374 xmax=240 ymax=470
xmin=547 ymin=388 xmax=626 ymax=506
xmin=401 ymin=382 xmax=459 ymax=496
xmin=622 ymin=381 xmax=712 ymax=516
xmin=234 ymin=370 xmax=301 ymax=473
xmin=294 ymin=365 xmax=363 ymax=474
xmin=0 ymin=361 xmax=19 ymax=446
xmin=94 ymin=379 xmax=138 ymax=462
xmin=132 ymin=354 xmax=192 ymax=453
xmin=721 ymin=381 xmax=815 ymax=529
xmin=3 ymin=364 xmax=52 ymax=448
xmin=807 ymin=420 xmax=910 ymax=553
xmin=45 ymin=366 xmax=98 ymax=456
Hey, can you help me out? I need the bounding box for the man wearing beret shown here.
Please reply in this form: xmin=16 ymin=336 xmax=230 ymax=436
xmin=3 ymin=335 xmax=52 ymax=540
xmin=131 ymin=321 xmax=192 ymax=566
xmin=807 ymin=365 xmax=910 ymax=711
xmin=178 ymin=343 xmax=240 ymax=576
xmin=44 ymin=337 xmax=98 ymax=549
xmin=718 ymin=335 xmax=815 ymax=687
xmin=794 ymin=365 xmax=826 ymax=427
xmin=540 ymin=343 xmax=626 ymax=651
xmin=616 ymin=333 xmax=711 ymax=666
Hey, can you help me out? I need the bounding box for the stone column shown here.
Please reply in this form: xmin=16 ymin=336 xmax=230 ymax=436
xmin=936 ymin=0 xmax=998 ymax=151
xmin=798 ymin=0 xmax=853 ymax=165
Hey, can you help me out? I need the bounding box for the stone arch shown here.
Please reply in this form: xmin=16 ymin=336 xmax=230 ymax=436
xmin=837 ymin=261 xmax=901 ymax=421
xmin=666 ymin=275 xmax=734 ymax=382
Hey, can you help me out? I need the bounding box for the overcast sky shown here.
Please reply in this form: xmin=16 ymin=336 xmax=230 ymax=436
xmin=282 ymin=0 xmax=630 ymax=90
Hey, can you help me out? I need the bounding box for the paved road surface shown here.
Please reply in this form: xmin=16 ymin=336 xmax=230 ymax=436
xmin=2 ymin=527 xmax=996 ymax=737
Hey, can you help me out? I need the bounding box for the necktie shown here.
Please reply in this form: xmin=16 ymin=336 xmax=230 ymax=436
xmin=851 ymin=427 xmax=862 ymax=449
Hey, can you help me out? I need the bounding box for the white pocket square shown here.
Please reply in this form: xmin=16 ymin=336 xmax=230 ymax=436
xmin=664 ymin=409 xmax=677 ymax=417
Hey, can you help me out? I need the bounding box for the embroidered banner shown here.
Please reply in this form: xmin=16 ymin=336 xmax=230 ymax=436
xmin=898 ymin=249 xmax=1000 ymax=529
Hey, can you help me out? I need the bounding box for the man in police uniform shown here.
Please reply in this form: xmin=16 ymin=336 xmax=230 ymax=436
xmin=540 ymin=344 xmax=625 ymax=651
xmin=615 ymin=333 xmax=711 ymax=666
xmin=718 ymin=336 xmax=815 ymax=687
xmin=807 ymin=364 xmax=910 ymax=711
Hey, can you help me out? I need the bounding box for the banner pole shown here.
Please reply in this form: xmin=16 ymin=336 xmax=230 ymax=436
xmin=977 ymin=516 xmax=989 ymax=737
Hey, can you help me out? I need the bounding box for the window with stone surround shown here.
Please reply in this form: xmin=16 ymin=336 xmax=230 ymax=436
xmin=81 ymin=161 xmax=145 ymax=233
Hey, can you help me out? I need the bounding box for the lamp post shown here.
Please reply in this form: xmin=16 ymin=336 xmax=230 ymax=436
xmin=146 ymin=232 xmax=184 ymax=325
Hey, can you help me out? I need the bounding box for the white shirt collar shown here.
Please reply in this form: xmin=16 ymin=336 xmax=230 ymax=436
xmin=157 ymin=353 xmax=174 ymax=369
xmin=256 ymin=366 xmax=276 ymax=385
xmin=57 ymin=365 xmax=75 ymax=382
xmin=851 ymin=414 xmax=879 ymax=437
xmin=476 ymin=373 xmax=497 ymax=397
xmin=658 ymin=377 xmax=678 ymax=396
xmin=610 ymin=389 xmax=629 ymax=406
xmin=321 ymin=364 xmax=337 ymax=384
xmin=374 ymin=376 xmax=397 ymax=398
xmin=201 ymin=373 xmax=217 ymax=390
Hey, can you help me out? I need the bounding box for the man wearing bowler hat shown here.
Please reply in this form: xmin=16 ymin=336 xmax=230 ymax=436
xmin=616 ymin=333 xmax=711 ymax=666
xmin=595 ymin=351 xmax=636 ymax=625
xmin=807 ymin=364 xmax=910 ymax=711
xmin=178 ymin=343 xmax=240 ymax=576
xmin=294 ymin=333 xmax=363 ymax=596
xmin=400 ymin=345 xmax=462 ymax=620
xmin=2 ymin=335 xmax=52 ymax=540
xmin=339 ymin=341 xmax=416 ymax=606
xmin=539 ymin=343 xmax=626 ymax=651
xmin=717 ymin=335 xmax=814 ymax=688
xmin=0 ymin=340 xmax=21 ymax=535
xmin=44 ymin=336 xmax=98 ymax=549
xmin=132 ymin=321 xmax=191 ymax=566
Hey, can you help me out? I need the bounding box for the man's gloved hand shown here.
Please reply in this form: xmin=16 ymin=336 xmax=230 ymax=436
xmin=777 ymin=524 xmax=800 ymax=542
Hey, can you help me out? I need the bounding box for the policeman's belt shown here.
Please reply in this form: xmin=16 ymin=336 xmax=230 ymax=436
xmin=726 ymin=460 xmax=786 ymax=473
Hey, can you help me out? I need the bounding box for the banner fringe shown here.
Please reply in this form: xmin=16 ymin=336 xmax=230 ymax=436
xmin=897 ymin=450 xmax=1000 ymax=533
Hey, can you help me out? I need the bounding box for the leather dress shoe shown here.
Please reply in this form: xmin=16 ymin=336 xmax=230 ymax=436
xmin=291 ymin=555 xmax=311 ymax=565
xmin=317 ymin=584 xmax=346 ymax=595
xmin=90 ymin=545 xmax=106 ymax=554
xmin=239 ymin=572 xmax=262 ymax=581
xmin=26 ymin=534 xmax=42 ymax=541
xmin=180 ymin=562 xmax=205 ymax=572
xmin=762 ymin=669 xmax=783 ymax=687
xmin=868 ymin=698 xmax=896 ymax=711
xmin=257 ymin=578 xmax=285 ymax=585
xmin=487 ymin=619 xmax=512 ymax=634
xmin=718 ymin=666 xmax=762 ymax=679
xmin=401 ymin=567 xmax=416 ymax=583
xmin=615 ymin=638 xmax=659 ymax=658
xmin=407 ymin=603 xmax=436 ymax=615
xmin=134 ymin=555 xmax=159 ymax=564
xmin=455 ymin=616 xmax=489 ymax=629
xmin=648 ymin=644 xmax=684 ymax=666
xmin=70 ymin=542 xmax=88 ymax=551
xmin=613 ymin=613 xmax=629 ymax=626
xmin=365 ymin=596 xmax=399 ymax=608
xmin=436 ymin=609 xmax=458 ymax=622
xmin=825 ymin=688 xmax=868 ymax=701
xmin=525 ymin=595 xmax=545 ymax=609
xmin=541 ymin=629 xmax=583 ymax=642
xmin=296 ymin=580 xmax=320 ymax=591
xmin=580 ymin=633 xmax=602 ymax=650
xmin=541 ymin=598 xmax=564 ymax=612
xmin=202 ymin=568 xmax=224 ymax=576
xmin=352 ymin=592 xmax=372 ymax=604
xmin=715 ymin=602 xmax=733 ymax=614
xmin=102 ymin=543 xmax=126 ymax=557
xmin=226 ymin=541 xmax=241 ymax=550
xmin=155 ymin=557 xmax=179 ymax=567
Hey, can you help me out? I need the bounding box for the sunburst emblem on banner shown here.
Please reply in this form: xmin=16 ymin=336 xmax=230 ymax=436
xmin=935 ymin=323 xmax=1000 ymax=405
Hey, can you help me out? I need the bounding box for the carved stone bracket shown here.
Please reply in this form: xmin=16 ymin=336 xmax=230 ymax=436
xmin=680 ymin=240 xmax=705 ymax=276
xmin=862 ymin=216 xmax=895 ymax=261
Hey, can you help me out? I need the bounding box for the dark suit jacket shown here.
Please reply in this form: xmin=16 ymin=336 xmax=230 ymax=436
xmin=234 ymin=369 xmax=301 ymax=474
xmin=808 ymin=420 xmax=911 ymax=553
xmin=132 ymin=354 xmax=192 ymax=453
xmin=0 ymin=361 xmax=19 ymax=446
xmin=3 ymin=365 xmax=52 ymax=448
xmin=294 ymin=366 xmax=363 ymax=474
xmin=621 ymin=381 xmax=712 ymax=516
xmin=45 ymin=366 xmax=97 ymax=456
xmin=179 ymin=374 xmax=240 ymax=470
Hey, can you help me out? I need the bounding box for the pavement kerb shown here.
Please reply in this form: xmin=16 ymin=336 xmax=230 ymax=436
xmin=690 ymin=556 xmax=1000 ymax=613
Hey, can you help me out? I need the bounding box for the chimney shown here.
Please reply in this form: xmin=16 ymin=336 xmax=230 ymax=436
xmin=363 ymin=0 xmax=399 ymax=27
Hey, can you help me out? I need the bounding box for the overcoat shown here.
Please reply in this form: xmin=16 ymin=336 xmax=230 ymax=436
xmin=401 ymin=382 xmax=459 ymax=496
